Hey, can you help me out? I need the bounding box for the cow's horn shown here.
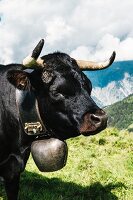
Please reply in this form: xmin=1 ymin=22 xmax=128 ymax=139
xmin=76 ymin=51 xmax=116 ymax=70
xmin=23 ymin=39 xmax=44 ymax=68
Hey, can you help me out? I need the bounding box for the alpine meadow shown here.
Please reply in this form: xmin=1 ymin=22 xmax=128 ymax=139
xmin=0 ymin=95 xmax=133 ymax=199
xmin=0 ymin=128 xmax=132 ymax=200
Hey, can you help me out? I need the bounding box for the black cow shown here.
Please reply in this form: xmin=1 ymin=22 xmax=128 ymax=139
xmin=0 ymin=39 xmax=115 ymax=200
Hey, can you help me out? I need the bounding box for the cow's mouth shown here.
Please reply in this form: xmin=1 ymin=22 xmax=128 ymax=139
xmin=80 ymin=110 xmax=108 ymax=136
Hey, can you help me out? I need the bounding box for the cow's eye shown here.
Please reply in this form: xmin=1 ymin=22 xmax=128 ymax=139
xmin=57 ymin=79 xmax=80 ymax=97
xmin=50 ymin=90 xmax=65 ymax=101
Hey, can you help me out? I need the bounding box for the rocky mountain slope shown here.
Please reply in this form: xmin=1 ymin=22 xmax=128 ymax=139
xmin=92 ymin=73 xmax=133 ymax=106
xmin=85 ymin=60 xmax=133 ymax=106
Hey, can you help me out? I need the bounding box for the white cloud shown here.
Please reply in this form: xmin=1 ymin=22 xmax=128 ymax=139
xmin=45 ymin=17 xmax=74 ymax=45
xmin=70 ymin=46 xmax=93 ymax=60
xmin=71 ymin=34 xmax=133 ymax=61
xmin=0 ymin=0 xmax=133 ymax=64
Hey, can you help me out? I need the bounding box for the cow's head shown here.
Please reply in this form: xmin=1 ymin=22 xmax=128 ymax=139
xmin=7 ymin=39 xmax=116 ymax=140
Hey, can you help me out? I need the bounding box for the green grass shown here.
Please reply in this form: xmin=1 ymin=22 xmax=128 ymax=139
xmin=0 ymin=128 xmax=133 ymax=200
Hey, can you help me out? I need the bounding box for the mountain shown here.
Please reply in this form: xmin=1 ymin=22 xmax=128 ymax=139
xmin=91 ymin=73 xmax=133 ymax=106
xmin=84 ymin=60 xmax=133 ymax=106
xmin=105 ymin=94 xmax=133 ymax=130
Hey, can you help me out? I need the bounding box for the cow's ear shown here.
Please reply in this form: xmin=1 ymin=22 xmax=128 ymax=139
xmin=7 ymin=70 xmax=30 ymax=90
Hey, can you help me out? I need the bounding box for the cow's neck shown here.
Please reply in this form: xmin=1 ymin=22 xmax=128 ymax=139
xmin=16 ymin=88 xmax=48 ymax=136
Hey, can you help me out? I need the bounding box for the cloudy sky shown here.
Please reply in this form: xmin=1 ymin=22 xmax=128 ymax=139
xmin=0 ymin=0 xmax=133 ymax=64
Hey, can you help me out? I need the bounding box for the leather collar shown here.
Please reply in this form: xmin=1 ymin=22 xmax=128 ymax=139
xmin=16 ymin=69 xmax=49 ymax=136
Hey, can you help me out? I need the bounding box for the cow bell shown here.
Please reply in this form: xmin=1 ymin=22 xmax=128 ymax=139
xmin=31 ymin=138 xmax=68 ymax=172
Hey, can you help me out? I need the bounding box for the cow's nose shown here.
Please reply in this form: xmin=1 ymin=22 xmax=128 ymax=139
xmin=80 ymin=109 xmax=108 ymax=135
xmin=90 ymin=110 xmax=108 ymax=128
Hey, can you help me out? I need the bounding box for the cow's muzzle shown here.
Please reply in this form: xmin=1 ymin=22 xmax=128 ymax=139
xmin=80 ymin=109 xmax=108 ymax=136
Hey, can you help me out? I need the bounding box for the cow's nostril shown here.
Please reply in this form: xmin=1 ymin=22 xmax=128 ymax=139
xmin=90 ymin=114 xmax=101 ymax=124
xmin=80 ymin=111 xmax=108 ymax=135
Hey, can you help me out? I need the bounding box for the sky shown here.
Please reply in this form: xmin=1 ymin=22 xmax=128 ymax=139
xmin=0 ymin=0 xmax=133 ymax=65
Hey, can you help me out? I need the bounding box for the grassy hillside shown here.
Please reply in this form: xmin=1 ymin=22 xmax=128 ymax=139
xmin=0 ymin=128 xmax=133 ymax=200
xmin=105 ymin=94 xmax=133 ymax=131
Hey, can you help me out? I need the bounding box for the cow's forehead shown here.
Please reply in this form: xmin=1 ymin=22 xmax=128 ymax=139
xmin=42 ymin=52 xmax=78 ymax=70
xmin=42 ymin=52 xmax=72 ymax=61
xmin=40 ymin=52 xmax=90 ymax=86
